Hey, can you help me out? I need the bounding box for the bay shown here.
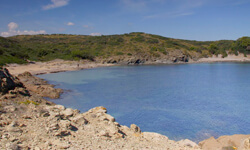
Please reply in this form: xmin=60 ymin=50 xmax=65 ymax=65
xmin=38 ymin=63 xmax=250 ymax=142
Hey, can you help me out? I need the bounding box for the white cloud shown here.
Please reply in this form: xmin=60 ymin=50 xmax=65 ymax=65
xmin=67 ymin=22 xmax=75 ymax=26
xmin=90 ymin=33 xmax=102 ymax=36
xmin=43 ymin=0 xmax=70 ymax=10
xmin=1 ymin=22 xmax=46 ymax=37
xmin=8 ymin=22 xmax=18 ymax=31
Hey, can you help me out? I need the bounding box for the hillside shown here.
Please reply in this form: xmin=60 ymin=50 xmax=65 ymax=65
xmin=0 ymin=32 xmax=249 ymax=66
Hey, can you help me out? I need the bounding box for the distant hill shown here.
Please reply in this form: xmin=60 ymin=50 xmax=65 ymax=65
xmin=0 ymin=32 xmax=249 ymax=66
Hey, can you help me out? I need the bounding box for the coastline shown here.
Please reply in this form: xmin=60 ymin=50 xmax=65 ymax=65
xmin=6 ymin=54 xmax=250 ymax=76
xmin=3 ymin=56 xmax=250 ymax=149
xmin=6 ymin=59 xmax=115 ymax=76
xmin=196 ymin=53 xmax=250 ymax=63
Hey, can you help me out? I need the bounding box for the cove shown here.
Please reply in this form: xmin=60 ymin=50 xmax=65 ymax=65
xmin=38 ymin=63 xmax=250 ymax=142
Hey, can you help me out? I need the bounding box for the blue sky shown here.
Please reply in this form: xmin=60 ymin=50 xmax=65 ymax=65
xmin=0 ymin=0 xmax=250 ymax=41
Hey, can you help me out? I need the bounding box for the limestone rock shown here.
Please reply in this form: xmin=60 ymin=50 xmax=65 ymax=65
xmin=18 ymin=71 xmax=63 ymax=99
xmin=0 ymin=68 xmax=26 ymax=96
xmin=130 ymin=124 xmax=141 ymax=133
xmin=61 ymin=108 xmax=74 ymax=117
xmin=178 ymin=139 xmax=199 ymax=148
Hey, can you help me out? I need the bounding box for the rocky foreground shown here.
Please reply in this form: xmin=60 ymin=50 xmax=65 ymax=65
xmin=0 ymin=68 xmax=250 ymax=150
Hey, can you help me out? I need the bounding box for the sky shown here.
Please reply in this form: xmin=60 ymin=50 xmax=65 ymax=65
xmin=0 ymin=0 xmax=250 ymax=41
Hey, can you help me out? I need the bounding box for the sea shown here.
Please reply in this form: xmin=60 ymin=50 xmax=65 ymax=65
xmin=38 ymin=63 xmax=250 ymax=142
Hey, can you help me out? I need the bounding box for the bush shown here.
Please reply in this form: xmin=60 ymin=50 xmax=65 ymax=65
xmin=0 ymin=49 xmax=3 ymax=55
xmin=71 ymin=50 xmax=94 ymax=60
xmin=147 ymin=38 xmax=159 ymax=44
xmin=116 ymin=52 xmax=124 ymax=55
xmin=131 ymin=35 xmax=145 ymax=42
xmin=208 ymin=44 xmax=218 ymax=54
xmin=38 ymin=49 xmax=49 ymax=57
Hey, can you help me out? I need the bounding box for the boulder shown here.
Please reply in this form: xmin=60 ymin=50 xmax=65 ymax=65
xmin=130 ymin=124 xmax=141 ymax=133
xmin=0 ymin=68 xmax=25 ymax=95
xmin=178 ymin=139 xmax=199 ymax=148
xmin=61 ymin=108 xmax=74 ymax=117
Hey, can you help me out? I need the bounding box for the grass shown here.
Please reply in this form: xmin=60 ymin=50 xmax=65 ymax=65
xmin=19 ymin=100 xmax=39 ymax=105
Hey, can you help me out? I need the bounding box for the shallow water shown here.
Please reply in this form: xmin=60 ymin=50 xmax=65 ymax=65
xmin=38 ymin=63 xmax=250 ymax=142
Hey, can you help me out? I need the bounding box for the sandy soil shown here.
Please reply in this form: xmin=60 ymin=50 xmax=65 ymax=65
xmin=6 ymin=59 xmax=114 ymax=76
xmin=6 ymin=54 xmax=250 ymax=76
xmin=198 ymin=54 xmax=250 ymax=63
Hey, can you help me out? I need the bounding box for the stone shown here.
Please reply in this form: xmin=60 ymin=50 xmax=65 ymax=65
xmin=130 ymin=124 xmax=141 ymax=133
xmin=54 ymin=105 xmax=65 ymax=110
xmin=71 ymin=114 xmax=88 ymax=125
xmin=4 ymin=106 xmax=16 ymax=112
xmin=61 ymin=108 xmax=74 ymax=117
xmin=178 ymin=139 xmax=199 ymax=148
xmin=239 ymin=137 xmax=250 ymax=150
xmin=99 ymin=114 xmax=115 ymax=122
xmin=5 ymin=143 xmax=19 ymax=150
xmin=89 ymin=106 xmax=107 ymax=113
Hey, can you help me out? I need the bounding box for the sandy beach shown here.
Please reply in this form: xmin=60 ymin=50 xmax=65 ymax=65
xmin=6 ymin=59 xmax=114 ymax=76
xmin=197 ymin=54 xmax=250 ymax=63
xmin=5 ymin=54 xmax=250 ymax=76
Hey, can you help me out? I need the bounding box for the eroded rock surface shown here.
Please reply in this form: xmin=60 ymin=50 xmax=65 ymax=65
xmin=0 ymin=104 xmax=201 ymax=150
xmin=18 ymin=71 xmax=63 ymax=99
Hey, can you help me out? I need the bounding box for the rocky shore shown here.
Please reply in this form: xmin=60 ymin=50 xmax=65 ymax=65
xmin=1 ymin=65 xmax=250 ymax=149
xmin=5 ymin=53 xmax=250 ymax=76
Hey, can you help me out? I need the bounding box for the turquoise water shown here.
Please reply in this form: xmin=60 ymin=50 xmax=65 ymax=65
xmin=38 ymin=63 xmax=250 ymax=142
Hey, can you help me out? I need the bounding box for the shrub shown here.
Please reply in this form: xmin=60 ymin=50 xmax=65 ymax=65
xmin=19 ymin=100 xmax=39 ymax=105
xmin=147 ymin=38 xmax=159 ymax=44
xmin=71 ymin=50 xmax=94 ymax=60
xmin=0 ymin=49 xmax=3 ymax=55
xmin=116 ymin=52 xmax=124 ymax=55
xmin=38 ymin=49 xmax=49 ymax=57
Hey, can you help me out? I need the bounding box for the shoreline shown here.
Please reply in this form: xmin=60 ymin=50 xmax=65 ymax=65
xmin=6 ymin=54 xmax=250 ymax=76
xmin=6 ymin=59 xmax=115 ymax=76
xmin=3 ymin=57 xmax=250 ymax=149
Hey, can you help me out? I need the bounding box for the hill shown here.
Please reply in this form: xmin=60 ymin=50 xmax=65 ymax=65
xmin=1 ymin=32 xmax=249 ymax=66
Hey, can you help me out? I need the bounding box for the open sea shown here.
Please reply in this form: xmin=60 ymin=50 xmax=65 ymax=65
xmin=38 ymin=63 xmax=250 ymax=142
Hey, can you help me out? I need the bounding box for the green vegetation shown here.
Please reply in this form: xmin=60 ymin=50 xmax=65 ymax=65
xmin=19 ymin=100 xmax=39 ymax=105
xmin=0 ymin=32 xmax=249 ymax=66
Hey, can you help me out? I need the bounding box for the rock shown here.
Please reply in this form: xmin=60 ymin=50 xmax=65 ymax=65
xmin=0 ymin=68 xmax=24 ymax=95
xmin=199 ymin=136 xmax=222 ymax=150
xmin=99 ymin=130 xmax=110 ymax=137
xmin=178 ymin=139 xmax=199 ymax=148
xmin=99 ymin=114 xmax=115 ymax=122
xmin=55 ymin=130 xmax=71 ymax=136
xmin=143 ymin=132 xmax=169 ymax=142
xmin=48 ymin=123 xmax=60 ymax=131
xmin=4 ymin=106 xmax=16 ymax=112
xmin=89 ymin=106 xmax=107 ymax=113
xmin=18 ymin=71 xmax=63 ymax=99
xmin=34 ymin=146 xmax=41 ymax=150
xmin=54 ymin=105 xmax=65 ymax=110
xmin=5 ymin=143 xmax=19 ymax=150
xmin=61 ymin=108 xmax=74 ymax=117
xmin=239 ymin=137 xmax=250 ymax=150
xmin=54 ymin=140 xmax=70 ymax=149
xmin=71 ymin=114 xmax=88 ymax=124
xmin=130 ymin=124 xmax=141 ymax=133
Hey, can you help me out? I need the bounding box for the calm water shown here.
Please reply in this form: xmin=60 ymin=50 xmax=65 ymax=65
xmin=38 ymin=63 xmax=250 ymax=142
